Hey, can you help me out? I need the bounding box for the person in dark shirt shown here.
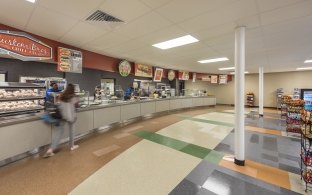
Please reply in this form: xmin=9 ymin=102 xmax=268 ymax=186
xmin=45 ymin=82 xmax=62 ymax=103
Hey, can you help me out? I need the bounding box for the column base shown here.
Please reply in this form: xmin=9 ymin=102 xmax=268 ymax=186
xmin=234 ymin=158 xmax=245 ymax=166
xmin=259 ymin=114 xmax=263 ymax=117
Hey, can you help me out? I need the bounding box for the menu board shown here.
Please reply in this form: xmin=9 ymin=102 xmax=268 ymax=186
xmin=153 ymin=68 xmax=163 ymax=82
xmin=219 ymin=75 xmax=228 ymax=84
xmin=211 ymin=75 xmax=218 ymax=84
xmin=57 ymin=47 xmax=82 ymax=73
xmin=179 ymin=71 xmax=189 ymax=80
xmin=134 ymin=63 xmax=153 ymax=77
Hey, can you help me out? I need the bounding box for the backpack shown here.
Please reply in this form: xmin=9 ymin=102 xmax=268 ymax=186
xmin=50 ymin=105 xmax=62 ymax=119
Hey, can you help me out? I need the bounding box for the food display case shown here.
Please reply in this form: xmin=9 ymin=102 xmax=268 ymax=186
xmin=75 ymin=91 xmax=90 ymax=108
xmin=0 ymin=82 xmax=46 ymax=117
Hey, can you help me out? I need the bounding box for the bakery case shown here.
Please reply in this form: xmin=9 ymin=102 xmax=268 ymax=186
xmin=0 ymin=82 xmax=46 ymax=117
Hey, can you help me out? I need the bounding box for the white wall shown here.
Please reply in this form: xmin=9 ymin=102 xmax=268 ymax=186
xmin=185 ymin=71 xmax=312 ymax=107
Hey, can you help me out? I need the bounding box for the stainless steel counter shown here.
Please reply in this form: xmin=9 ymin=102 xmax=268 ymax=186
xmin=0 ymin=96 xmax=216 ymax=163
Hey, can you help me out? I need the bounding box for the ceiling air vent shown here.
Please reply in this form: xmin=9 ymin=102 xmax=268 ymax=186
xmin=86 ymin=10 xmax=123 ymax=22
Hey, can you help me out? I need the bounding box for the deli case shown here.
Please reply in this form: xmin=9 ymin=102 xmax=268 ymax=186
xmin=0 ymin=82 xmax=45 ymax=117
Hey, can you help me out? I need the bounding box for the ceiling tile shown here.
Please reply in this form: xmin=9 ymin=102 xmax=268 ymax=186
xmin=111 ymin=11 xmax=173 ymax=39
xmin=0 ymin=0 xmax=35 ymax=30
xmin=155 ymin=0 xmax=237 ymax=23
xmin=257 ymin=0 xmax=305 ymax=12
xmin=59 ymin=22 xmax=109 ymax=46
xmin=85 ymin=32 xmax=130 ymax=50
xmin=37 ymin=0 xmax=105 ymax=20
xmin=139 ymin=0 xmax=170 ymax=9
xmin=26 ymin=6 xmax=79 ymax=40
xmin=260 ymin=1 xmax=312 ymax=26
xmin=178 ymin=0 xmax=258 ymax=32
xmin=139 ymin=25 xmax=188 ymax=45
xmin=98 ymin=0 xmax=151 ymax=22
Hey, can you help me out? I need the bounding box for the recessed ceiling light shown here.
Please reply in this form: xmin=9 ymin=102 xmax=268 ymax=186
xmin=230 ymin=71 xmax=249 ymax=75
xmin=218 ymin=67 xmax=235 ymax=71
xmin=198 ymin=57 xmax=229 ymax=64
xmin=304 ymin=60 xmax=312 ymax=63
xmin=296 ymin=67 xmax=312 ymax=70
xmin=152 ymin=35 xmax=199 ymax=50
xmin=26 ymin=0 xmax=36 ymax=3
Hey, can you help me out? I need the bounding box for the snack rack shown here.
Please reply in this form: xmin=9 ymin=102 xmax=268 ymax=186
xmin=286 ymin=99 xmax=304 ymax=134
xmin=301 ymin=110 xmax=312 ymax=192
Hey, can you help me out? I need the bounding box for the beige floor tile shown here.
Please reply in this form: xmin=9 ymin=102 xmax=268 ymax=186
xmin=288 ymin=172 xmax=311 ymax=194
xmin=70 ymin=140 xmax=201 ymax=195
xmin=195 ymin=112 xmax=235 ymax=124
xmin=157 ymin=120 xmax=233 ymax=149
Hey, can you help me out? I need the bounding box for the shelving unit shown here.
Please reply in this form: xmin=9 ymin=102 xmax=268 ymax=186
xmin=301 ymin=110 xmax=312 ymax=192
xmin=293 ymin=88 xmax=300 ymax=100
xmin=286 ymin=99 xmax=304 ymax=134
xmin=280 ymin=95 xmax=290 ymax=120
xmin=246 ymin=92 xmax=254 ymax=107
xmin=276 ymin=88 xmax=284 ymax=109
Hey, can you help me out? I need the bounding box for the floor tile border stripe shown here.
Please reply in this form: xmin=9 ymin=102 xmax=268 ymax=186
xmin=134 ymin=131 xmax=224 ymax=164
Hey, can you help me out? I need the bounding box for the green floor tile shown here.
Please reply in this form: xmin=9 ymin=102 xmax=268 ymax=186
xmin=134 ymin=131 xmax=188 ymax=150
xmin=179 ymin=116 xmax=234 ymax=127
xmin=204 ymin=150 xmax=224 ymax=164
xmin=180 ymin=144 xmax=211 ymax=159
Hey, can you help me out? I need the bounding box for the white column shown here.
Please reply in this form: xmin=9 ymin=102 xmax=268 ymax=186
xmin=234 ymin=26 xmax=245 ymax=166
xmin=259 ymin=66 xmax=264 ymax=117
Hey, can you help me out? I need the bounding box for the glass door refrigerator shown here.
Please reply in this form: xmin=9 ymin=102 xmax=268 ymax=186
xmin=301 ymin=89 xmax=312 ymax=110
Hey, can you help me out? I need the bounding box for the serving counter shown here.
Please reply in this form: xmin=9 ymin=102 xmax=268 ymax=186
xmin=0 ymin=96 xmax=216 ymax=164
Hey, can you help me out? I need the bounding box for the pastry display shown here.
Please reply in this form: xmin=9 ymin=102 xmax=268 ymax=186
xmin=0 ymin=101 xmax=43 ymax=112
xmin=0 ymin=89 xmax=43 ymax=99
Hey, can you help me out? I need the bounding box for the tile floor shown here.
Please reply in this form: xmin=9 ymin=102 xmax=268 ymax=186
xmin=0 ymin=106 xmax=310 ymax=194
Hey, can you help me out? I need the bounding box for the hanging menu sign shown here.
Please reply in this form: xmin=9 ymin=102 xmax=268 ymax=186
xmin=0 ymin=30 xmax=52 ymax=61
xmin=219 ymin=75 xmax=228 ymax=84
xmin=57 ymin=47 xmax=82 ymax=73
xmin=211 ymin=75 xmax=218 ymax=84
xmin=178 ymin=71 xmax=189 ymax=80
xmin=134 ymin=63 xmax=153 ymax=77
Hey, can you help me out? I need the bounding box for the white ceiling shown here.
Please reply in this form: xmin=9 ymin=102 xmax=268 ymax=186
xmin=1 ymin=0 xmax=312 ymax=74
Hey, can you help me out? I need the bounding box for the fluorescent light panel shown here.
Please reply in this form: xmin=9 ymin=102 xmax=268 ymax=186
xmin=26 ymin=0 xmax=36 ymax=3
xmin=230 ymin=71 xmax=249 ymax=74
xmin=296 ymin=67 xmax=312 ymax=70
xmin=198 ymin=57 xmax=229 ymax=64
xmin=152 ymin=35 xmax=199 ymax=49
xmin=304 ymin=59 xmax=312 ymax=63
xmin=218 ymin=67 xmax=235 ymax=71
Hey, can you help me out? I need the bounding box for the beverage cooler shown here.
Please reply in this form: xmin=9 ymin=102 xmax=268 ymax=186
xmin=301 ymin=89 xmax=312 ymax=110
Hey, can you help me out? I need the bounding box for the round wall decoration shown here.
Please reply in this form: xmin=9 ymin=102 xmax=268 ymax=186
xmin=119 ymin=60 xmax=131 ymax=77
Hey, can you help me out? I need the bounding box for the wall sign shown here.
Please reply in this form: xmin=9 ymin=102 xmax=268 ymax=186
xmin=211 ymin=75 xmax=218 ymax=84
xmin=119 ymin=60 xmax=131 ymax=77
xmin=57 ymin=47 xmax=82 ymax=73
xmin=179 ymin=71 xmax=189 ymax=80
xmin=153 ymin=68 xmax=163 ymax=82
xmin=135 ymin=63 xmax=153 ymax=77
xmin=202 ymin=75 xmax=211 ymax=81
xmin=219 ymin=75 xmax=228 ymax=84
xmin=168 ymin=70 xmax=175 ymax=81
xmin=0 ymin=30 xmax=52 ymax=61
